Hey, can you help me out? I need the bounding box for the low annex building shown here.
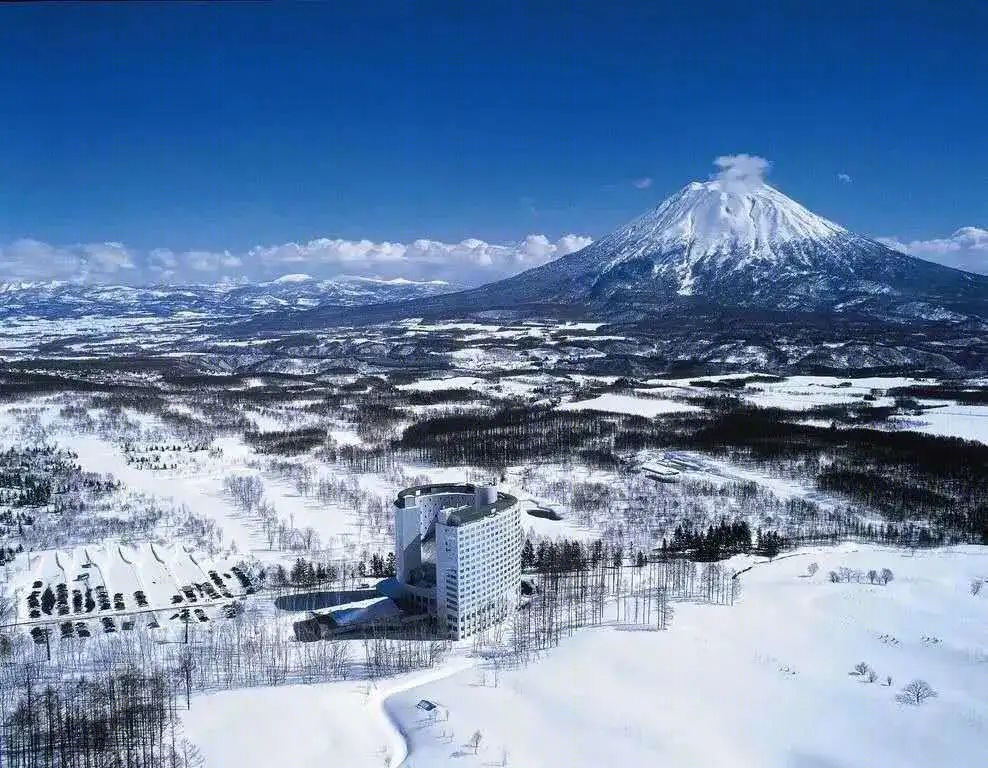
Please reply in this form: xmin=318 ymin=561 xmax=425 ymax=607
xmin=292 ymin=596 xmax=401 ymax=642
xmin=394 ymin=482 xmax=522 ymax=640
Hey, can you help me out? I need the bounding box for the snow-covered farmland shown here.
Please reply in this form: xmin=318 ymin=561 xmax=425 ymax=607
xmin=397 ymin=375 xmax=485 ymax=393
xmin=739 ymin=375 xmax=914 ymax=410
xmin=633 ymin=374 xmax=928 ymax=412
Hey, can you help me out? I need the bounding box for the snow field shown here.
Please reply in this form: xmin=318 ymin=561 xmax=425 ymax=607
xmin=557 ymin=392 xmax=702 ymax=417
xmin=891 ymin=403 xmax=988 ymax=445
xmin=176 ymin=545 xmax=988 ymax=768
xmin=182 ymin=657 xmax=476 ymax=768
xmin=381 ymin=545 xmax=988 ymax=768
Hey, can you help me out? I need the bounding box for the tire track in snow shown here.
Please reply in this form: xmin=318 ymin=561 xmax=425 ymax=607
xmin=369 ymin=656 xmax=476 ymax=767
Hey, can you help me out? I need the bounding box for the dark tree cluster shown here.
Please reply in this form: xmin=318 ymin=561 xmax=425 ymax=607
xmin=10 ymin=478 xmax=52 ymax=508
xmin=244 ymin=427 xmax=327 ymax=456
xmin=663 ymin=518 xmax=753 ymax=561
xmin=668 ymin=407 xmax=988 ymax=543
xmin=525 ymin=538 xmax=605 ymax=574
xmin=288 ymin=557 xmax=340 ymax=588
xmin=888 ymin=384 xmax=988 ymax=405
xmin=398 ymin=406 xmax=656 ymax=469
xmin=360 ymin=552 xmax=396 ymax=579
xmin=397 ymin=388 xmax=485 ymax=407
xmin=818 ymin=467 xmax=952 ymax=519
xmin=0 ymin=541 xmax=24 ymax=565
xmin=317 ymin=443 xmax=399 ymax=473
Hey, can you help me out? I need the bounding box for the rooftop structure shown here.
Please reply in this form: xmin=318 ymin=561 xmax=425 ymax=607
xmin=395 ymin=483 xmax=517 ymax=519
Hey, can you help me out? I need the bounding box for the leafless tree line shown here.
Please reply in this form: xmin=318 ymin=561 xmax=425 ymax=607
xmin=504 ymin=556 xmax=738 ymax=668
xmin=0 ymin=667 xmax=204 ymax=768
xmin=362 ymin=631 xmax=450 ymax=678
xmin=828 ymin=567 xmax=894 ymax=585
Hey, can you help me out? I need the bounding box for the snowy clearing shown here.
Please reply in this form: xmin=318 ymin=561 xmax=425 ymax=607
xmin=892 ymin=404 xmax=988 ymax=445
xmin=558 ymin=393 xmax=702 ymax=417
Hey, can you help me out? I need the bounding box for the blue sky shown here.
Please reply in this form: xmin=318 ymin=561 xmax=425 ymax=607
xmin=1 ymin=3 xmax=986 ymax=283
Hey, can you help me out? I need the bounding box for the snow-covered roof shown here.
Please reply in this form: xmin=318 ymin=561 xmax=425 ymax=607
xmin=325 ymin=596 xmax=401 ymax=627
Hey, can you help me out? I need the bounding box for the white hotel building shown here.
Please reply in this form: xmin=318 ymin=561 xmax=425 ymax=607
xmin=394 ymin=483 xmax=522 ymax=639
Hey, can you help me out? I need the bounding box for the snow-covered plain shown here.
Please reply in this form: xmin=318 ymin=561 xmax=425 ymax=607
xmin=635 ymin=374 xmax=924 ymax=412
xmin=892 ymin=403 xmax=988 ymax=445
xmin=4 ymin=371 xmax=988 ymax=768
xmin=558 ymin=392 xmax=701 ymax=417
xmin=383 ymin=545 xmax=988 ymax=768
xmin=182 ymin=683 xmax=395 ymax=768
xmin=176 ymin=545 xmax=988 ymax=768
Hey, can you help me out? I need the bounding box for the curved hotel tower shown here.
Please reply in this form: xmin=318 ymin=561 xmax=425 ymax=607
xmin=394 ymin=483 xmax=522 ymax=639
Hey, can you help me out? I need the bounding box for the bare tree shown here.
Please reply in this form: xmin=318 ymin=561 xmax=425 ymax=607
xmin=0 ymin=586 xmax=12 ymax=658
xmin=806 ymin=562 xmax=819 ymax=578
xmin=880 ymin=568 xmax=894 ymax=585
xmin=971 ymin=580 xmax=982 ymax=596
xmin=468 ymin=730 xmax=483 ymax=754
xmin=0 ymin=586 xmax=12 ymax=624
xmin=852 ymin=662 xmax=870 ymax=676
xmin=179 ymin=739 xmax=206 ymax=768
xmin=897 ymin=679 xmax=937 ymax=705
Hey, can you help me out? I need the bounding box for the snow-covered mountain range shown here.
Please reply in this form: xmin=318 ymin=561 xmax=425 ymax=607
xmin=0 ymin=274 xmax=457 ymax=320
xmin=7 ymin=180 xmax=988 ymax=354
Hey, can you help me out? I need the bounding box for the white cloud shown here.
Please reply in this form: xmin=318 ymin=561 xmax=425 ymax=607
xmin=82 ymin=242 xmax=135 ymax=273
xmin=0 ymin=239 xmax=137 ymax=283
xmin=879 ymin=227 xmax=988 ymax=274
xmin=712 ymin=154 xmax=772 ymax=192
xmin=556 ymin=234 xmax=593 ymax=255
xmin=837 ymin=173 xmax=852 ymax=184
xmin=0 ymin=233 xmax=593 ymax=287
xmin=632 ymin=177 xmax=653 ymax=189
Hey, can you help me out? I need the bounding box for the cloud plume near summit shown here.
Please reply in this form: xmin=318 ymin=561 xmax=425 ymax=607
xmin=712 ymin=154 xmax=772 ymax=192
xmin=0 ymin=233 xmax=593 ymax=288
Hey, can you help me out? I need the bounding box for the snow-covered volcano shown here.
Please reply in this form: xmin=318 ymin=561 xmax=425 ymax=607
xmin=452 ymin=180 xmax=988 ymax=320
xmin=598 ymin=180 xmax=847 ymax=296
